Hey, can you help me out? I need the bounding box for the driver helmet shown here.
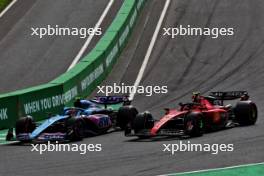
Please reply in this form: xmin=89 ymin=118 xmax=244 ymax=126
xmin=192 ymin=92 xmax=201 ymax=103
xmin=64 ymin=108 xmax=76 ymax=116
xmin=74 ymin=97 xmax=82 ymax=108
xmin=240 ymin=92 xmax=249 ymax=101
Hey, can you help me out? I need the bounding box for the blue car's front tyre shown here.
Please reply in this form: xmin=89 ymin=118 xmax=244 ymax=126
xmin=15 ymin=116 xmax=36 ymax=141
xmin=66 ymin=117 xmax=85 ymax=141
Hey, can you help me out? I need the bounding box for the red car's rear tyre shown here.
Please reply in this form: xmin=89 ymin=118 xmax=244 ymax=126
xmin=234 ymin=101 xmax=258 ymax=125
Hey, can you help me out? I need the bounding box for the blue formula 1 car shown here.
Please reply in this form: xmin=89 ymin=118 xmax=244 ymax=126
xmin=14 ymin=96 xmax=138 ymax=142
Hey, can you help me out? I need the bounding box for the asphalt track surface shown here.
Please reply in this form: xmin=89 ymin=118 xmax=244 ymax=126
xmin=0 ymin=0 xmax=122 ymax=94
xmin=1 ymin=0 xmax=264 ymax=176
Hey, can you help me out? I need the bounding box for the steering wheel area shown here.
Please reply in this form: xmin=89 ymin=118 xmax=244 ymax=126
xmin=179 ymin=102 xmax=202 ymax=111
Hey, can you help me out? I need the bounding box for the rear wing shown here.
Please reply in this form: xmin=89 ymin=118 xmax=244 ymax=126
xmin=91 ymin=96 xmax=131 ymax=107
xmin=209 ymin=91 xmax=248 ymax=100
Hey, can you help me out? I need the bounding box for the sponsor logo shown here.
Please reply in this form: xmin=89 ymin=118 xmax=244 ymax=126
xmin=0 ymin=108 xmax=8 ymax=120
xmin=106 ymin=44 xmax=118 ymax=67
xmin=23 ymin=86 xmax=78 ymax=114
xmin=81 ymin=64 xmax=104 ymax=91
xmin=119 ymin=26 xmax=130 ymax=47
xmin=129 ymin=9 xmax=137 ymax=27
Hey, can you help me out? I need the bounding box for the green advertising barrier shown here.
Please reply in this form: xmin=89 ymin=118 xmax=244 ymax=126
xmin=78 ymin=51 xmax=106 ymax=97
xmin=0 ymin=93 xmax=18 ymax=129
xmin=50 ymin=69 xmax=81 ymax=107
xmin=0 ymin=0 xmax=145 ymax=129
xmin=166 ymin=163 xmax=264 ymax=176
xmin=51 ymin=52 xmax=106 ymax=105
xmin=15 ymin=83 xmax=64 ymax=121
xmin=108 ymin=5 xmax=136 ymax=50
xmin=95 ymin=31 xmax=120 ymax=74
xmin=137 ymin=0 xmax=145 ymax=11
xmin=108 ymin=14 xmax=131 ymax=51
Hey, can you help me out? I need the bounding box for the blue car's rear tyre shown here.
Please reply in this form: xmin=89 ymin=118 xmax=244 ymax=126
xmin=132 ymin=111 xmax=154 ymax=132
xmin=117 ymin=105 xmax=138 ymax=130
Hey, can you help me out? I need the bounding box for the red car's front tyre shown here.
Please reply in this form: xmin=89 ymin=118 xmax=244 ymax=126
xmin=184 ymin=112 xmax=204 ymax=137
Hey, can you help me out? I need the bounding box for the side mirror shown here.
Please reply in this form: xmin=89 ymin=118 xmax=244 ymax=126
xmin=123 ymin=100 xmax=131 ymax=106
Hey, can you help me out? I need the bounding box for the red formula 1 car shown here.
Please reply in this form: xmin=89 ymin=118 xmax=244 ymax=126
xmin=125 ymin=91 xmax=258 ymax=138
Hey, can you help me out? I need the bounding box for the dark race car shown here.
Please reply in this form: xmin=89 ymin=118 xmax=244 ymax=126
xmin=125 ymin=91 xmax=258 ymax=138
xmin=14 ymin=96 xmax=138 ymax=142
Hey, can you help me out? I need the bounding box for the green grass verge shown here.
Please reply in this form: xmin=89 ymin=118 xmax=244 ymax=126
xmin=0 ymin=0 xmax=11 ymax=12
xmin=168 ymin=163 xmax=264 ymax=176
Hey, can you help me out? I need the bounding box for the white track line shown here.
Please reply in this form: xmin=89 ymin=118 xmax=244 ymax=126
xmin=0 ymin=0 xmax=17 ymax=18
xmin=0 ymin=141 xmax=18 ymax=145
xmin=67 ymin=0 xmax=115 ymax=71
xmin=129 ymin=0 xmax=171 ymax=100
xmin=158 ymin=162 xmax=264 ymax=176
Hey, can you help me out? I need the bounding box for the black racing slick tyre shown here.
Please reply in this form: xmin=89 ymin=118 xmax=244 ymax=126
xmin=66 ymin=117 xmax=85 ymax=141
xmin=132 ymin=111 xmax=155 ymax=133
xmin=184 ymin=112 xmax=204 ymax=137
xmin=117 ymin=105 xmax=138 ymax=130
xmin=234 ymin=101 xmax=258 ymax=125
xmin=15 ymin=116 xmax=36 ymax=136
